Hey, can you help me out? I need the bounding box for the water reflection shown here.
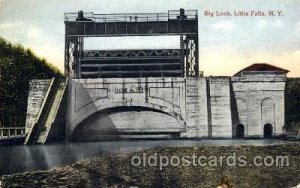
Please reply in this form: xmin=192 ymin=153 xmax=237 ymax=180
xmin=0 ymin=139 xmax=297 ymax=175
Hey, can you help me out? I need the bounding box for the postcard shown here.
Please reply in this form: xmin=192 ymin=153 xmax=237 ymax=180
xmin=0 ymin=0 xmax=299 ymax=187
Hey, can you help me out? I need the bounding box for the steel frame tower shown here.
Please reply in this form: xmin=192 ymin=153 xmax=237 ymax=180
xmin=64 ymin=9 xmax=199 ymax=78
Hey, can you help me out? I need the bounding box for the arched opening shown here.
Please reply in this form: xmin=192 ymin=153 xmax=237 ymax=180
xmin=264 ymin=123 xmax=273 ymax=138
xmin=72 ymin=106 xmax=184 ymax=141
xmin=236 ymin=124 xmax=245 ymax=139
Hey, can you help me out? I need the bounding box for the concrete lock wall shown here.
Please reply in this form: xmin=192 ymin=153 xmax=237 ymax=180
xmin=66 ymin=77 xmax=235 ymax=140
xmin=26 ymin=73 xmax=286 ymax=141
xmin=67 ymin=77 xmax=213 ymax=140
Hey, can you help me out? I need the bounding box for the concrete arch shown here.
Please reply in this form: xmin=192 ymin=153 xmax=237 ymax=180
xmin=261 ymin=97 xmax=274 ymax=105
xmin=70 ymin=99 xmax=186 ymax=135
xmin=73 ymin=106 xmax=185 ymax=137
xmin=68 ymin=78 xmax=187 ymax=140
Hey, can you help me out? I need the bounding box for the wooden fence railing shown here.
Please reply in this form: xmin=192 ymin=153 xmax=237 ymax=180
xmin=0 ymin=127 xmax=25 ymax=139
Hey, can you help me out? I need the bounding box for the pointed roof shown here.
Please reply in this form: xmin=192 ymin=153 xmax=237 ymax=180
xmin=234 ymin=63 xmax=289 ymax=76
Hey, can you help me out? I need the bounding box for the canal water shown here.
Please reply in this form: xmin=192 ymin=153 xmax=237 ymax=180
xmin=0 ymin=139 xmax=297 ymax=175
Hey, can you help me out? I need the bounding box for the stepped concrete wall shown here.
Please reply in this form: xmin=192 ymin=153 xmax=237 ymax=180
xmin=25 ymin=79 xmax=53 ymax=134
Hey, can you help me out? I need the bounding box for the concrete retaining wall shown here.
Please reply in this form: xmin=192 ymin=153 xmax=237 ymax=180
xmin=208 ymin=77 xmax=232 ymax=138
xmin=25 ymin=73 xmax=287 ymax=141
xmin=25 ymin=79 xmax=53 ymax=134
xmin=183 ymin=77 xmax=208 ymax=137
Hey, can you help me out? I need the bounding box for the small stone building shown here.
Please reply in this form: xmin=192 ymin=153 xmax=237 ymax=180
xmin=231 ymin=63 xmax=288 ymax=138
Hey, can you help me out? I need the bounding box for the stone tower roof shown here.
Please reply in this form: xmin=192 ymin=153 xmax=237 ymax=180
xmin=234 ymin=63 xmax=289 ymax=76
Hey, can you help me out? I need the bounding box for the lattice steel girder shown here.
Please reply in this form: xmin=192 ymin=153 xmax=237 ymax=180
xmin=181 ymin=34 xmax=199 ymax=77
xmin=83 ymin=49 xmax=182 ymax=58
xmin=64 ymin=37 xmax=84 ymax=77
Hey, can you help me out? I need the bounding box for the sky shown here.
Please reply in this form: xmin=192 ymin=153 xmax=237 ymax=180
xmin=0 ymin=0 xmax=299 ymax=77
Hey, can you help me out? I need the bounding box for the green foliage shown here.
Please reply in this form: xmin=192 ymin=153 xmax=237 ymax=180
xmin=0 ymin=37 xmax=62 ymax=127
xmin=285 ymin=78 xmax=300 ymax=133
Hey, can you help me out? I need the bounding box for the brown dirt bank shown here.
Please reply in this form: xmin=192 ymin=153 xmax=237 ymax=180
xmin=1 ymin=143 xmax=300 ymax=188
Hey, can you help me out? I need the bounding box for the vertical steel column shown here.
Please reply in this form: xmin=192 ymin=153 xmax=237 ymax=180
xmin=194 ymin=11 xmax=199 ymax=77
xmin=65 ymin=37 xmax=80 ymax=78
xmin=194 ymin=34 xmax=199 ymax=76
xmin=65 ymin=38 xmax=72 ymax=77
xmin=73 ymin=38 xmax=79 ymax=78
xmin=64 ymin=25 xmax=68 ymax=76
xmin=184 ymin=34 xmax=199 ymax=77
xmin=184 ymin=37 xmax=190 ymax=77
xmin=180 ymin=35 xmax=185 ymax=77
xmin=77 ymin=37 xmax=84 ymax=78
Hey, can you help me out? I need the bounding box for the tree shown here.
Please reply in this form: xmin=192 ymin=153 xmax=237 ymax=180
xmin=0 ymin=37 xmax=62 ymax=127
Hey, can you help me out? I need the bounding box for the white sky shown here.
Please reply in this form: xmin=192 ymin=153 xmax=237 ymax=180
xmin=0 ymin=0 xmax=299 ymax=76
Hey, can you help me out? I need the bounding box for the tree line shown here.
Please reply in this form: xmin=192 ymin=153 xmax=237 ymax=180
xmin=285 ymin=78 xmax=300 ymax=134
xmin=0 ymin=37 xmax=62 ymax=127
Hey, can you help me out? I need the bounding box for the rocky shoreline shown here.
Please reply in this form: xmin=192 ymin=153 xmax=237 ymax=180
xmin=1 ymin=143 xmax=300 ymax=188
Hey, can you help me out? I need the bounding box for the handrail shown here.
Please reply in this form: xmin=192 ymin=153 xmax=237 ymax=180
xmin=64 ymin=10 xmax=198 ymax=22
xmin=0 ymin=127 xmax=25 ymax=130
xmin=0 ymin=127 xmax=25 ymax=139
xmin=83 ymin=48 xmax=181 ymax=52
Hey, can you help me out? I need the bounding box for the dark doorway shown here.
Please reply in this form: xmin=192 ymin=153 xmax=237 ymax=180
xmin=236 ymin=124 xmax=245 ymax=139
xmin=264 ymin=123 xmax=273 ymax=138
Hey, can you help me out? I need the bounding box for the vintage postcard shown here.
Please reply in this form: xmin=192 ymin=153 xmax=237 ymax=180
xmin=0 ymin=0 xmax=299 ymax=187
